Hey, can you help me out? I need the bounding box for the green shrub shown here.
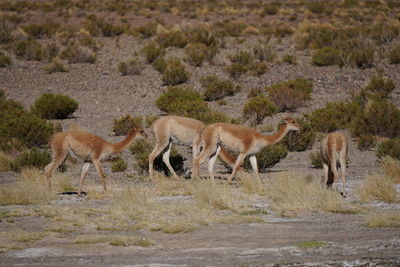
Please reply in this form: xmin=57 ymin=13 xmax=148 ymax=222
xmin=364 ymin=74 xmax=395 ymax=99
xmin=253 ymin=41 xmax=275 ymax=62
xmin=10 ymin=148 xmax=51 ymax=172
xmin=134 ymin=22 xmax=157 ymax=39
xmin=13 ymin=40 xmax=45 ymax=61
xmin=118 ymin=57 xmax=144 ymax=75
xmin=156 ymin=30 xmax=188 ymax=48
xmin=357 ymin=135 xmax=377 ymax=151
xmin=351 ymin=99 xmax=400 ymax=138
xmin=377 ymin=138 xmax=400 ymax=160
xmin=0 ymin=19 xmax=13 ymax=44
xmin=113 ymin=115 xmax=142 ymax=136
xmin=161 ymin=57 xmax=190 ymax=85
xmin=249 ymin=62 xmax=268 ymax=76
xmin=312 ymin=47 xmax=340 ymax=66
xmin=130 ymin=139 xmax=185 ymax=176
xmin=152 ymin=57 xmax=166 ymax=73
xmin=23 ymin=21 xmax=60 ymax=39
xmin=225 ymin=63 xmax=248 ymax=79
xmin=282 ymin=119 xmax=315 ymax=152
xmin=282 ymin=54 xmax=297 ymax=65
xmin=31 ymin=93 xmax=78 ymax=119
xmin=85 ymin=15 xmax=124 ymax=37
xmin=0 ymin=51 xmax=11 ymax=67
xmin=308 ymin=101 xmax=360 ymax=133
xmin=243 ymin=144 xmax=288 ymax=172
xmin=242 ymin=95 xmax=277 ymax=125
xmin=388 ymin=45 xmax=400 ymax=64
xmin=111 ymin=157 xmax=128 ymax=172
xmin=44 ymin=60 xmax=68 ymax=74
xmin=299 ymin=24 xmax=339 ymax=49
xmin=229 ymin=51 xmax=253 ymax=65
xmin=200 ymin=75 xmax=240 ymax=101
xmin=60 ymin=43 xmax=96 ymax=63
xmin=184 ymin=42 xmax=208 ymax=67
xmin=310 ymin=151 xmax=323 ymax=169
xmin=141 ymin=42 xmax=164 ymax=64
xmin=345 ymin=43 xmax=375 ymax=69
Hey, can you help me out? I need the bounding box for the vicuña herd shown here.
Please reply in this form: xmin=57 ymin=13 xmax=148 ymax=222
xmin=45 ymin=115 xmax=348 ymax=196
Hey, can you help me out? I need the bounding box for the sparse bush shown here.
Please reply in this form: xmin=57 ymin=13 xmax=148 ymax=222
xmin=10 ymin=148 xmax=51 ymax=172
xmin=23 ymin=21 xmax=60 ymax=39
xmin=312 ymin=47 xmax=340 ymax=66
xmin=85 ymin=15 xmax=124 ymax=37
xmin=0 ymin=151 xmax=12 ymax=171
xmin=200 ymin=75 xmax=240 ymax=101
xmin=388 ymin=45 xmax=400 ymax=64
xmin=118 ymin=57 xmax=144 ymax=75
xmin=310 ymin=151 xmax=323 ymax=169
xmin=282 ymin=54 xmax=297 ymax=65
xmin=31 ymin=93 xmax=78 ymax=120
xmin=0 ymin=51 xmax=11 ymax=67
xmin=357 ymin=135 xmax=377 ymax=151
xmin=282 ymin=119 xmax=315 ymax=151
xmin=376 ymin=138 xmax=400 ymax=160
xmin=156 ymin=30 xmax=188 ymax=48
xmin=111 ymin=157 xmax=128 ymax=172
xmin=225 ymin=63 xmax=248 ymax=79
xmin=152 ymin=57 xmax=166 ymax=73
xmin=44 ymin=60 xmax=68 ymax=74
xmin=112 ymin=115 xmax=142 ymax=136
xmin=44 ymin=42 xmax=60 ymax=60
xmin=253 ymin=41 xmax=275 ymax=62
xmin=185 ymin=24 xmax=218 ymax=47
xmin=184 ymin=42 xmax=208 ymax=66
xmin=141 ymin=42 xmax=164 ymax=64
xmin=0 ymin=19 xmax=13 ymax=44
xmin=242 ymin=95 xmax=277 ymax=125
xmin=249 ymin=62 xmax=268 ymax=76
xmin=243 ymin=144 xmax=288 ymax=172
xmin=364 ymin=74 xmax=395 ymax=99
xmin=299 ymin=24 xmax=339 ymax=49
xmin=261 ymin=4 xmax=279 ymax=16
xmin=161 ymin=57 xmax=190 ymax=85
xmin=229 ymin=51 xmax=253 ymax=65
xmin=60 ymin=43 xmax=96 ymax=63
xmin=345 ymin=43 xmax=375 ymax=69
xmin=134 ymin=22 xmax=157 ymax=39
xmin=247 ymin=88 xmax=264 ymax=98
xmin=356 ymin=174 xmax=397 ymax=203
xmin=351 ymin=99 xmax=400 ymax=138
xmin=13 ymin=40 xmax=45 ymax=61
xmin=380 ymin=156 xmax=400 ymax=184
xmin=130 ymin=139 xmax=185 ymax=176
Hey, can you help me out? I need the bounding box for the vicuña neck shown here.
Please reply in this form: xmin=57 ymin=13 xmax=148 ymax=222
xmin=262 ymin=124 xmax=289 ymax=145
xmin=110 ymin=131 xmax=137 ymax=153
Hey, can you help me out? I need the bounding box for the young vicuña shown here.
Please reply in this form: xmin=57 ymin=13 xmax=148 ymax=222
xmin=45 ymin=126 xmax=147 ymax=194
xmin=320 ymin=132 xmax=348 ymax=195
xmin=148 ymin=115 xmax=236 ymax=180
xmin=191 ymin=117 xmax=300 ymax=182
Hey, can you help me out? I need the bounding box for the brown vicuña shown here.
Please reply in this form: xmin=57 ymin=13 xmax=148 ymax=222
xmin=148 ymin=116 xmax=236 ymax=180
xmin=45 ymin=126 xmax=147 ymax=194
xmin=320 ymin=132 xmax=348 ymax=195
xmin=192 ymin=117 xmax=300 ymax=182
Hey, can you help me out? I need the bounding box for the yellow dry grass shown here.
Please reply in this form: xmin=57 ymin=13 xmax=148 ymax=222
xmin=363 ymin=210 xmax=400 ymax=228
xmin=380 ymin=156 xmax=400 ymax=184
xmin=73 ymin=234 xmax=154 ymax=247
xmin=151 ymin=172 xmax=190 ymax=196
xmin=237 ymin=171 xmax=266 ymax=196
xmin=265 ymin=173 xmax=354 ymax=216
xmin=355 ymin=174 xmax=398 ymax=203
xmin=0 ymin=151 xmax=12 ymax=171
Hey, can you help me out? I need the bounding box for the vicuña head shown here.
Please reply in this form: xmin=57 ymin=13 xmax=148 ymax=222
xmin=191 ymin=117 xmax=300 ymax=182
xmin=45 ymin=125 xmax=147 ymax=195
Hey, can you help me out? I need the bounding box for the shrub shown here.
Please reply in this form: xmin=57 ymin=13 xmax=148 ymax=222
xmin=141 ymin=42 xmax=164 ymax=64
xmin=351 ymin=99 xmax=400 ymax=138
xmin=356 ymin=174 xmax=397 ymax=203
xmin=134 ymin=22 xmax=157 ymax=39
xmin=60 ymin=43 xmax=96 ymax=63
xmin=253 ymin=41 xmax=275 ymax=62
xmin=0 ymin=151 xmax=12 ymax=171
xmin=308 ymin=101 xmax=360 ymax=133
xmin=225 ymin=63 xmax=248 ymax=79
xmin=0 ymin=19 xmax=13 ymax=44
xmin=344 ymin=43 xmax=375 ymax=69
xmin=249 ymin=62 xmax=268 ymax=76
xmin=185 ymin=24 xmax=218 ymax=47
xmin=156 ymin=30 xmax=188 ymax=48
xmin=184 ymin=42 xmax=208 ymax=67
xmin=200 ymin=75 xmax=240 ymax=101
xmin=10 ymin=148 xmax=51 ymax=172
xmin=247 ymin=88 xmax=264 ymax=98
xmin=357 ymin=135 xmax=377 ymax=151
xmin=282 ymin=119 xmax=315 ymax=151
xmin=312 ymin=47 xmax=340 ymax=66
xmin=13 ymin=40 xmax=45 ymax=61
xmin=113 ymin=115 xmax=142 ymax=136
xmin=118 ymin=57 xmax=144 ymax=75
xmin=364 ymin=74 xmax=395 ymax=99
xmin=31 ymin=93 xmax=78 ymax=120
xmin=229 ymin=51 xmax=253 ymax=65
xmin=23 ymin=21 xmax=60 ymax=39
xmin=161 ymin=57 xmax=190 ymax=85
xmin=85 ymin=16 xmax=124 ymax=37
xmin=242 ymin=95 xmax=277 ymax=125
xmin=44 ymin=60 xmax=68 ymax=74
xmin=130 ymin=139 xmax=185 ymax=176
xmin=380 ymin=156 xmax=400 ymax=184
xmin=0 ymin=51 xmax=11 ymax=67
xmin=266 ymin=78 xmax=313 ymax=112
xmin=310 ymin=151 xmax=323 ymax=169
xmin=282 ymin=54 xmax=297 ymax=65
xmin=111 ymin=157 xmax=128 ymax=172
xmin=388 ymin=45 xmax=400 ymax=64
xmin=152 ymin=57 xmax=166 ymax=73
xmin=377 ymin=138 xmax=400 ymax=160
xmin=243 ymin=144 xmax=288 ymax=172
xmin=299 ymin=24 xmax=339 ymax=49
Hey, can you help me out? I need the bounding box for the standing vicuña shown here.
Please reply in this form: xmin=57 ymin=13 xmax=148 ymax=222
xmin=320 ymin=132 xmax=348 ymax=195
xmin=192 ymin=117 xmax=300 ymax=182
xmin=148 ymin=116 xmax=236 ymax=180
xmin=45 ymin=126 xmax=147 ymax=194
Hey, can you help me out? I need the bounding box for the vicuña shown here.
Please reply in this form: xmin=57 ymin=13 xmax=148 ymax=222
xmin=45 ymin=126 xmax=147 ymax=194
xmin=320 ymin=132 xmax=348 ymax=195
xmin=148 ymin=115 xmax=236 ymax=180
xmin=192 ymin=117 xmax=300 ymax=182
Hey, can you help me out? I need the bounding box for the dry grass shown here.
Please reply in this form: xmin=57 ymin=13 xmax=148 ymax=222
xmin=380 ymin=156 xmax=400 ymax=184
xmin=0 ymin=151 xmax=12 ymax=171
xmin=237 ymin=171 xmax=266 ymax=196
xmin=363 ymin=210 xmax=400 ymax=228
xmin=355 ymin=174 xmax=398 ymax=203
xmin=152 ymin=172 xmax=190 ymax=196
xmin=74 ymin=234 xmax=154 ymax=247
xmin=265 ymin=173 xmax=354 ymax=216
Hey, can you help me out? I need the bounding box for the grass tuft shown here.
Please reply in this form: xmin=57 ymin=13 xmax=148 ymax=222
xmin=355 ymin=174 xmax=397 ymax=203
xmin=380 ymin=156 xmax=400 ymax=184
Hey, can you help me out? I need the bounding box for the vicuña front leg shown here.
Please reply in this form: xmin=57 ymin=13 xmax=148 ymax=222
xmin=148 ymin=142 xmax=168 ymax=181
xmin=93 ymin=159 xmax=107 ymax=192
xmin=248 ymin=154 xmax=260 ymax=179
xmin=226 ymin=152 xmax=246 ymax=184
xmin=162 ymin=142 xmax=179 ymax=178
xmin=78 ymin=162 xmax=91 ymax=195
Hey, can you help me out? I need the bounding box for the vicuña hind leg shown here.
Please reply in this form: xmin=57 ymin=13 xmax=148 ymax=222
xmin=162 ymin=142 xmax=179 ymax=178
xmin=226 ymin=152 xmax=246 ymax=184
xmin=93 ymin=159 xmax=107 ymax=192
xmin=207 ymin=145 xmax=221 ymax=181
xmin=78 ymin=162 xmax=91 ymax=195
xmin=148 ymin=142 xmax=168 ymax=180
xmin=45 ymin=151 xmax=67 ymax=190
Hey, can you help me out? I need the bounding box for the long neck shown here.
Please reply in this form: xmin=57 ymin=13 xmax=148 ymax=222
xmin=262 ymin=124 xmax=290 ymax=145
xmin=109 ymin=131 xmax=137 ymax=153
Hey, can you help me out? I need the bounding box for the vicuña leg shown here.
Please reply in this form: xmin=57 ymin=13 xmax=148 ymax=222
xmin=226 ymin=152 xmax=246 ymax=184
xmin=339 ymin=153 xmax=347 ymax=195
xmin=162 ymin=142 xmax=179 ymax=178
xmin=148 ymin=141 xmax=169 ymax=180
xmin=93 ymin=159 xmax=107 ymax=192
xmin=330 ymin=158 xmax=339 ymax=192
xmin=78 ymin=162 xmax=91 ymax=195
xmin=45 ymin=149 xmax=67 ymax=189
xmin=322 ymin=163 xmax=329 ymax=186
xmin=207 ymin=145 xmax=221 ymax=181
xmin=249 ymin=154 xmax=259 ymax=179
